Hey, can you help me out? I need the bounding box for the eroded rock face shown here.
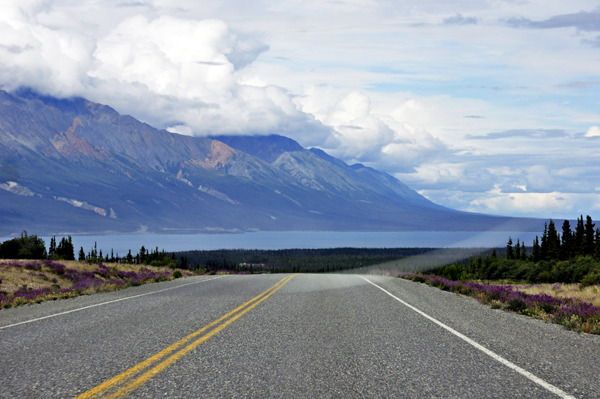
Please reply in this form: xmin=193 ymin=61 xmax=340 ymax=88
xmin=51 ymin=118 xmax=109 ymax=162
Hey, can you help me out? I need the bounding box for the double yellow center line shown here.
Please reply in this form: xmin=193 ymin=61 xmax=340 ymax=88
xmin=76 ymin=274 xmax=298 ymax=399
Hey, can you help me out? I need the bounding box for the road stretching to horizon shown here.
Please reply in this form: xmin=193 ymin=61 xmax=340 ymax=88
xmin=1 ymin=274 xmax=599 ymax=398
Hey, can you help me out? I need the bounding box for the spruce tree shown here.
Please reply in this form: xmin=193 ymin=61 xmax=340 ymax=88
xmin=139 ymin=246 xmax=146 ymax=263
xmin=560 ymin=220 xmax=572 ymax=260
xmin=546 ymin=220 xmax=560 ymax=260
xmin=532 ymin=236 xmax=540 ymax=263
xmin=68 ymin=237 xmax=73 ymax=259
xmin=575 ymin=215 xmax=585 ymax=255
xmin=506 ymin=237 xmax=514 ymax=259
xmin=585 ymin=215 xmax=595 ymax=255
xmin=540 ymin=223 xmax=548 ymax=261
xmin=595 ymin=229 xmax=600 ymax=260
xmin=78 ymin=247 xmax=86 ymax=261
xmin=49 ymin=236 xmax=56 ymax=257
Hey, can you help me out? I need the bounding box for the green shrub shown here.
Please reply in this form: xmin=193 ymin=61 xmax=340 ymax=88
xmin=173 ymin=270 xmax=183 ymax=279
xmin=506 ymin=298 xmax=527 ymax=312
xmin=580 ymin=272 xmax=600 ymax=288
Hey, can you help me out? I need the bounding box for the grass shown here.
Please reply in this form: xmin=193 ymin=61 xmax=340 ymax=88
xmin=0 ymin=259 xmax=197 ymax=309
xmin=480 ymin=281 xmax=600 ymax=309
xmin=396 ymin=272 xmax=600 ymax=335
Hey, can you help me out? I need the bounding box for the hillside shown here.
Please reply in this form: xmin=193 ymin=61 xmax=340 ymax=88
xmin=0 ymin=89 xmax=543 ymax=235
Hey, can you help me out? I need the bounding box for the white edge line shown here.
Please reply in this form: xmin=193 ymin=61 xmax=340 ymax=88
xmin=0 ymin=275 xmax=227 ymax=331
xmin=360 ymin=276 xmax=576 ymax=399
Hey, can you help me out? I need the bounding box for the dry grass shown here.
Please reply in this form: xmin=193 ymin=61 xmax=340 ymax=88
xmin=472 ymin=279 xmax=600 ymax=308
xmin=0 ymin=259 xmax=186 ymax=297
xmin=513 ymin=283 xmax=600 ymax=308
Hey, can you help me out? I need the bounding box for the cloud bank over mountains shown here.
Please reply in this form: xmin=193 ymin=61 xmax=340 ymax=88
xmin=1 ymin=0 xmax=599 ymax=219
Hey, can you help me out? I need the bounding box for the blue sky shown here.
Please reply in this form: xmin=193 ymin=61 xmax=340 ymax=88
xmin=1 ymin=0 xmax=600 ymax=219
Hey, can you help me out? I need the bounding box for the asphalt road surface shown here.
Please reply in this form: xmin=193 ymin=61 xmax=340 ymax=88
xmin=1 ymin=274 xmax=600 ymax=398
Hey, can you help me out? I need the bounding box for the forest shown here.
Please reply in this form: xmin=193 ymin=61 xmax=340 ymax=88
xmin=173 ymin=247 xmax=442 ymax=273
xmin=427 ymin=215 xmax=600 ymax=286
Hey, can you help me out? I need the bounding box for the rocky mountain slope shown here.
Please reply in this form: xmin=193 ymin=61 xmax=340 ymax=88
xmin=0 ymin=89 xmax=542 ymax=235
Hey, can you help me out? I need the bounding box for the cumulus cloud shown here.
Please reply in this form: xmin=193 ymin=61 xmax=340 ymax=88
xmin=301 ymin=90 xmax=449 ymax=172
xmin=586 ymin=126 xmax=600 ymax=137
xmin=0 ymin=1 xmax=95 ymax=97
xmin=0 ymin=5 xmax=332 ymax=144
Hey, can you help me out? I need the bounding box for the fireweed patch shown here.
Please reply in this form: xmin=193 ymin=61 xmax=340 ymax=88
xmin=0 ymin=260 xmax=196 ymax=308
xmin=399 ymin=273 xmax=600 ymax=334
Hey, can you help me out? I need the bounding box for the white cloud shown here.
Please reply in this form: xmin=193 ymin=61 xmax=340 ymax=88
xmin=0 ymin=1 xmax=95 ymax=97
xmin=0 ymin=6 xmax=332 ymax=144
xmin=418 ymin=188 xmax=600 ymax=219
xmin=585 ymin=126 xmax=600 ymax=137
xmin=298 ymin=89 xmax=450 ymax=171
xmin=89 ymin=15 xmax=323 ymax=138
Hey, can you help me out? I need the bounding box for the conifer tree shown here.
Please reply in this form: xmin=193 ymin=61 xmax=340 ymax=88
xmin=49 ymin=236 xmax=56 ymax=257
xmin=521 ymin=242 xmax=527 ymax=260
xmin=560 ymin=220 xmax=572 ymax=260
xmin=506 ymin=237 xmax=514 ymax=259
xmin=56 ymin=237 xmax=74 ymax=260
xmin=540 ymin=223 xmax=548 ymax=261
xmin=78 ymin=247 xmax=86 ymax=261
xmin=595 ymin=229 xmax=600 ymax=260
xmin=546 ymin=220 xmax=560 ymax=260
xmin=585 ymin=215 xmax=595 ymax=255
xmin=515 ymin=239 xmax=521 ymax=260
xmin=139 ymin=245 xmax=146 ymax=263
xmin=126 ymin=249 xmax=133 ymax=264
xmin=575 ymin=215 xmax=585 ymax=255
xmin=532 ymin=236 xmax=540 ymax=263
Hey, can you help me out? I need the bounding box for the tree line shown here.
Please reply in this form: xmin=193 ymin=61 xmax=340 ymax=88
xmin=174 ymin=247 xmax=440 ymax=274
xmin=0 ymin=231 xmax=180 ymax=268
xmin=428 ymin=215 xmax=600 ymax=286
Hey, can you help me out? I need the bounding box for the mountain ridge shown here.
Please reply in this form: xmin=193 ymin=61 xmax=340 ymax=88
xmin=0 ymin=89 xmax=543 ymax=235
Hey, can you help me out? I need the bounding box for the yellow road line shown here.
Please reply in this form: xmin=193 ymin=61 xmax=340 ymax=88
xmin=76 ymin=274 xmax=297 ymax=399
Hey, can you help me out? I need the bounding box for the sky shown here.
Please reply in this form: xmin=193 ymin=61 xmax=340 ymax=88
xmin=1 ymin=0 xmax=600 ymax=220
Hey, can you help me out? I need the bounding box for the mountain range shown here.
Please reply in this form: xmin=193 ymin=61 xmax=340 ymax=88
xmin=0 ymin=89 xmax=542 ymax=236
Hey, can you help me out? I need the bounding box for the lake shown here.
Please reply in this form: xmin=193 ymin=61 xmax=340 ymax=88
xmin=2 ymin=231 xmax=541 ymax=256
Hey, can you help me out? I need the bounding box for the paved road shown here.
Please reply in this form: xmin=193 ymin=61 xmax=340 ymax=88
xmin=1 ymin=274 xmax=599 ymax=398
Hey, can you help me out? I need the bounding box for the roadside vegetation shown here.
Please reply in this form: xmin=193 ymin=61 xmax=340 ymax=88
xmin=0 ymin=259 xmax=197 ymax=309
xmin=0 ymin=231 xmax=238 ymax=309
xmin=399 ymin=215 xmax=600 ymax=334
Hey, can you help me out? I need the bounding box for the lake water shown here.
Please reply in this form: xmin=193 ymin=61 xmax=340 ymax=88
xmin=2 ymin=231 xmax=541 ymax=256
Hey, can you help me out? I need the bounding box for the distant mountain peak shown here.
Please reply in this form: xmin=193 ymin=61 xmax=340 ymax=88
xmin=209 ymin=134 xmax=304 ymax=164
